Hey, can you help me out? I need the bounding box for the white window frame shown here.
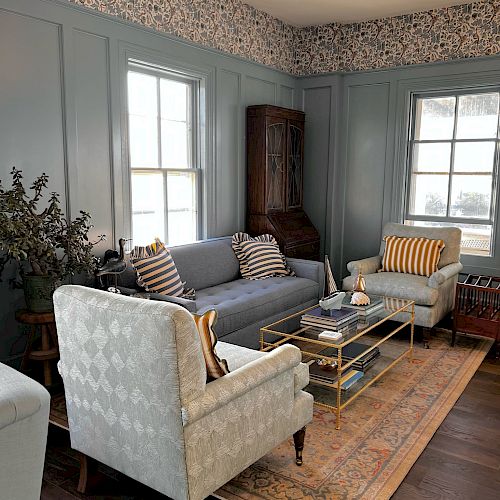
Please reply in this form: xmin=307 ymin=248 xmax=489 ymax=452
xmin=404 ymin=88 xmax=500 ymax=256
xmin=126 ymin=60 xmax=203 ymax=245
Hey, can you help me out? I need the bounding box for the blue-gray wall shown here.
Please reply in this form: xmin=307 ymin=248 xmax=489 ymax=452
xmin=0 ymin=0 xmax=296 ymax=361
xmin=297 ymin=57 xmax=500 ymax=281
xmin=1 ymin=0 xmax=499 ymax=362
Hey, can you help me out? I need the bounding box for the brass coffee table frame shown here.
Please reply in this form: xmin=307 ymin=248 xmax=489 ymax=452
xmin=260 ymin=298 xmax=415 ymax=430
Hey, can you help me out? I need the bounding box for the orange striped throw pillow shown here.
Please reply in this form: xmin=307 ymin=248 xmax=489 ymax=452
xmin=381 ymin=236 xmax=445 ymax=277
xmin=192 ymin=310 xmax=230 ymax=381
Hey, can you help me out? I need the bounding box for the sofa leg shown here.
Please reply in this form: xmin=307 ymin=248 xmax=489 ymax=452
xmin=293 ymin=427 xmax=306 ymax=466
xmin=77 ymin=453 xmax=97 ymax=494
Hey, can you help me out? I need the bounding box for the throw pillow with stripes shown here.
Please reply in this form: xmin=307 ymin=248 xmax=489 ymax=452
xmin=131 ymin=243 xmax=185 ymax=297
xmin=232 ymin=232 xmax=295 ymax=280
xmin=192 ymin=309 xmax=229 ymax=381
xmin=381 ymin=235 xmax=445 ymax=277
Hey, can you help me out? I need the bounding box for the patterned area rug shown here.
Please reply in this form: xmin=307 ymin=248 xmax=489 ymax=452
xmin=217 ymin=332 xmax=492 ymax=500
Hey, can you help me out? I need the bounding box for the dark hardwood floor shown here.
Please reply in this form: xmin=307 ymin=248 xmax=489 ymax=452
xmin=392 ymin=351 xmax=500 ymax=500
xmin=41 ymin=347 xmax=499 ymax=500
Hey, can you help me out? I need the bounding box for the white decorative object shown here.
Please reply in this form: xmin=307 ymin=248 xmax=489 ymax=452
xmin=319 ymin=291 xmax=346 ymax=311
xmin=350 ymin=291 xmax=371 ymax=306
xmin=318 ymin=330 xmax=343 ymax=341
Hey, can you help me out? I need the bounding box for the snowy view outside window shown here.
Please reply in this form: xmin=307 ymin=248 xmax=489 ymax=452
xmin=127 ymin=68 xmax=199 ymax=247
xmin=406 ymin=92 xmax=499 ymax=256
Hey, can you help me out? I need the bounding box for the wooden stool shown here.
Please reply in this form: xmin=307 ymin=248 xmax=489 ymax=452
xmin=16 ymin=309 xmax=59 ymax=387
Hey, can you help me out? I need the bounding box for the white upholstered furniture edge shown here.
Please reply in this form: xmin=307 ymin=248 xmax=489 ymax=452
xmin=342 ymin=222 xmax=463 ymax=329
xmin=54 ymin=285 xmax=313 ymax=500
xmin=0 ymin=362 xmax=50 ymax=500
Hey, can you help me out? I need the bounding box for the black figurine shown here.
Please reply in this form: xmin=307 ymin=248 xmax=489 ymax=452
xmin=96 ymin=238 xmax=129 ymax=288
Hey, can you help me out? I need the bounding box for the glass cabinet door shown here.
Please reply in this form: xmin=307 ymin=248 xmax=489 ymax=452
xmin=266 ymin=118 xmax=286 ymax=211
xmin=287 ymin=120 xmax=304 ymax=210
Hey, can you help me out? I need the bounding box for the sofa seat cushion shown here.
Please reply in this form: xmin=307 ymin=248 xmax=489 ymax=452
xmin=217 ymin=342 xmax=309 ymax=394
xmin=196 ymin=277 xmax=319 ymax=336
xmin=342 ymin=272 xmax=438 ymax=306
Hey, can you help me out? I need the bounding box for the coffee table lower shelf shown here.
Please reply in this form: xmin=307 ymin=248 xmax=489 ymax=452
xmin=309 ymin=343 xmax=413 ymax=428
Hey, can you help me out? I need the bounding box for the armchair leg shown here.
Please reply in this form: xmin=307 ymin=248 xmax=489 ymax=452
xmin=77 ymin=453 xmax=98 ymax=494
xmin=293 ymin=427 xmax=306 ymax=466
xmin=422 ymin=328 xmax=431 ymax=349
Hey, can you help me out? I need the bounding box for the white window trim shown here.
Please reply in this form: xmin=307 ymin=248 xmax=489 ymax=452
xmin=403 ymin=88 xmax=500 ymax=256
xmin=125 ymin=59 xmax=205 ymax=246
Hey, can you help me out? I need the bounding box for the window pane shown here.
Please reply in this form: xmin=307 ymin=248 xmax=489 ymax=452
xmin=167 ymin=171 xmax=197 ymax=245
xmin=412 ymin=143 xmax=451 ymax=172
xmin=414 ymin=97 xmax=455 ymax=140
xmin=128 ymin=72 xmax=157 ymax=117
xmin=128 ymin=115 xmax=158 ymax=168
xmin=408 ymin=174 xmax=449 ymax=216
xmin=456 ymin=93 xmax=499 ymax=139
xmin=405 ymin=220 xmax=492 ymax=256
xmin=160 ymin=79 xmax=189 ymax=122
xmin=454 ymin=142 xmax=495 ymax=172
xmin=161 ymin=120 xmax=189 ymax=168
xmin=131 ymin=172 xmax=165 ymax=246
xmin=450 ymin=175 xmax=492 ymax=219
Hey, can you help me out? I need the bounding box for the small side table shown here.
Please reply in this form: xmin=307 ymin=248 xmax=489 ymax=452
xmin=16 ymin=309 xmax=59 ymax=387
xmin=452 ymin=274 xmax=499 ymax=357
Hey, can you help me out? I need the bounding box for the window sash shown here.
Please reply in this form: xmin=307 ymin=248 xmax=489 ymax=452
xmin=405 ymin=89 xmax=500 ymax=227
xmin=127 ymin=63 xmax=201 ymax=245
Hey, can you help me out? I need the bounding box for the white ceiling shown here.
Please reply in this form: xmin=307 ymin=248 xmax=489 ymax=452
xmin=244 ymin=0 xmax=473 ymax=26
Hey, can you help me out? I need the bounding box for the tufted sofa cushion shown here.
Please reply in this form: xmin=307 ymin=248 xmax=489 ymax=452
xmin=195 ymin=276 xmax=319 ymax=337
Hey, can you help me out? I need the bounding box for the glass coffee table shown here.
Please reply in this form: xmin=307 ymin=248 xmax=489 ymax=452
xmin=260 ymin=295 xmax=415 ymax=429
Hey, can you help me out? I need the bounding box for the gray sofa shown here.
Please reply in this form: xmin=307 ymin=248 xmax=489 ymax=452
xmin=119 ymin=236 xmax=324 ymax=348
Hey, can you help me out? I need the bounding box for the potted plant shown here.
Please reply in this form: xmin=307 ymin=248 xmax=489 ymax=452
xmin=0 ymin=167 xmax=104 ymax=312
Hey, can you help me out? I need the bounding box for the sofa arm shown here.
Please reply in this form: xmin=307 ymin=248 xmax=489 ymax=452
xmin=117 ymin=286 xmax=197 ymax=313
xmin=347 ymin=255 xmax=382 ymax=276
xmin=0 ymin=363 xmax=50 ymax=431
xmin=287 ymin=257 xmax=325 ymax=297
xmin=181 ymin=344 xmax=301 ymax=425
xmin=428 ymin=262 xmax=463 ymax=289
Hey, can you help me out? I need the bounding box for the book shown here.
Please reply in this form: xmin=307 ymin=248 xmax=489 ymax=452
xmin=340 ymin=369 xmax=364 ymax=390
xmin=300 ymin=316 xmax=358 ymax=331
xmin=302 ymin=307 xmax=357 ymax=327
xmin=341 ymin=294 xmax=385 ymax=316
xmin=307 ymin=361 xmax=364 ymax=390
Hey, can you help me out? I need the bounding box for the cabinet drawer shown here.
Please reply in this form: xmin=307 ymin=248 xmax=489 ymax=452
xmin=285 ymin=241 xmax=320 ymax=260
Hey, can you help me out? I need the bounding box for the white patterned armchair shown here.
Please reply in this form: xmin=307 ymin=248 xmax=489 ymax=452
xmin=54 ymin=285 xmax=313 ymax=500
xmin=343 ymin=222 xmax=463 ymax=329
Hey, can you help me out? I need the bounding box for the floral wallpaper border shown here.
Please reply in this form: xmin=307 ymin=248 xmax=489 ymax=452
xmin=296 ymin=0 xmax=500 ymax=74
xmin=67 ymin=0 xmax=296 ymax=73
xmin=67 ymin=0 xmax=500 ymax=75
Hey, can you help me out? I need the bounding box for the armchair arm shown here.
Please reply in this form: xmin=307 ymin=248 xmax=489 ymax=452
xmin=347 ymin=255 xmax=382 ymax=276
xmin=287 ymin=257 xmax=325 ymax=298
xmin=428 ymin=262 xmax=463 ymax=289
xmin=181 ymin=344 xmax=301 ymax=425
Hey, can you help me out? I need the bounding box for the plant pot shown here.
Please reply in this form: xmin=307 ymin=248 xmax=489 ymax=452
xmin=23 ymin=275 xmax=56 ymax=313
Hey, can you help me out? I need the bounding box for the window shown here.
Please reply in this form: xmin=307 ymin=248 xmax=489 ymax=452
xmin=405 ymin=91 xmax=500 ymax=256
xmin=127 ymin=65 xmax=200 ymax=247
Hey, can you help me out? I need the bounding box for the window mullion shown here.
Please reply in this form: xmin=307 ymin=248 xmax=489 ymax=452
xmin=446 ymin=97 xmax=459 ymax=218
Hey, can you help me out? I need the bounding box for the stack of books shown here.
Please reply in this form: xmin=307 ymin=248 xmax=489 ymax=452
xmin=308 ymin=361 xmax=364 ymax=390
xmin=300 ymin=307 xmax=358 ymax=331
xmin=341 ymin=294 xmax=384 ymax=317
xmin=317 ymin=342 xmax=380 ymax=372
